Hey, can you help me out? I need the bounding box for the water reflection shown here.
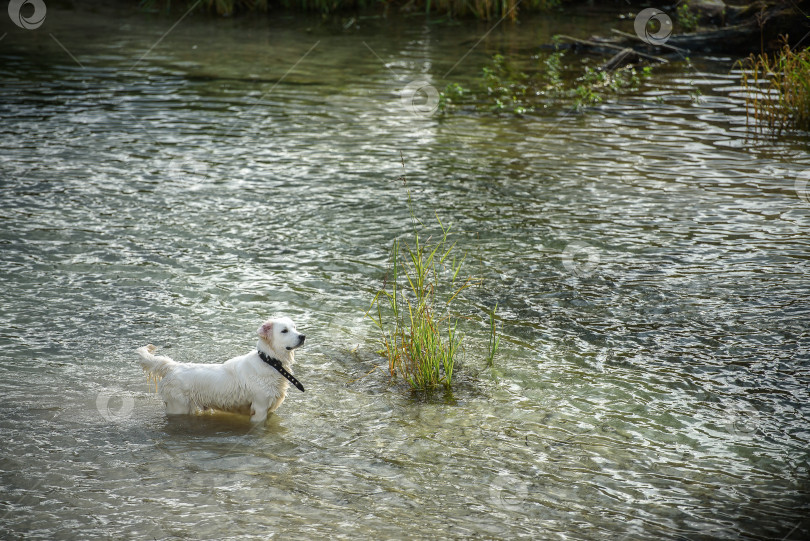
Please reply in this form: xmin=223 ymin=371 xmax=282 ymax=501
xmin=0 ymin=3 xmax=809 ymax=540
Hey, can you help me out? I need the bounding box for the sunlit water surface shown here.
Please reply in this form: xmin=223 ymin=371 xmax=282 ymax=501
xmin=1 ymin=4 xmax=809 ymax=540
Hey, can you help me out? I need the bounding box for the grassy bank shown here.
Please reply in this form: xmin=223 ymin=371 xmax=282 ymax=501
xmin=740 ymin=41 xmax=810 ymax=135
xmin=140 ymin=0 xmax=567 ymax=20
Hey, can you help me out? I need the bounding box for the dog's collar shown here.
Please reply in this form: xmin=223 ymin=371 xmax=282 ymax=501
xmin=257 ymin=350 xmax=305 ymax=393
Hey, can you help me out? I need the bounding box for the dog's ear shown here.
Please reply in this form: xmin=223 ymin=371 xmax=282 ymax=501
xmin=258 ymin=321 xmax=274 ymax=341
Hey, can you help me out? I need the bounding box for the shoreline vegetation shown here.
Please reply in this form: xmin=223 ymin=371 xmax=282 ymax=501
xmin=740 ymin=40 xmax=810 ymax=135
xmin=138 ymin=0 xmax=807 ymax=39
xmin=431 ymin=0 xmax=810 ymax=135
xmin=138 ymin=0 xmax=810 ymax=133
xmin=139 ymin=0 xmax=566 ymax=20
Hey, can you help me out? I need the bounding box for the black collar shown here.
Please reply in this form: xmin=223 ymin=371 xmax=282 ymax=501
xmin=257 ymin=350 xmax=305 ymax=392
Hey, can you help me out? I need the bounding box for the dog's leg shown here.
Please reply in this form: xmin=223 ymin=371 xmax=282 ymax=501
xmin=250 ymin=398 xmax=270 ymax=423
xmin=164 ymin=399 xmax=192 ymax=415
xmin=268 ymin=394 xmax=286 ymax=414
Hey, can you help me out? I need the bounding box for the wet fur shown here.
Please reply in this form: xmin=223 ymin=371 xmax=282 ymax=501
xmin=136 ymin=317 xmax=305 ymax=423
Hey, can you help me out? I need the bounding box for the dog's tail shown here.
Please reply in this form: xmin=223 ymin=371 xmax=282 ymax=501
xmin=136 ymin=344 xmax=177 ymax=383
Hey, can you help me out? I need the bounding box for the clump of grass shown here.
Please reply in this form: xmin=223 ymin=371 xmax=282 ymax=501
xmin=367 ymin=196 xmax=473 ymax=390
xmin=739 ymin=40 xmax=810 ymax=135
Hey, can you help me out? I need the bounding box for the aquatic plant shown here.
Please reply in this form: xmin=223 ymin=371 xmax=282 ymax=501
xmin=439 ymin=50 xmax=652 ymax=114
xmin=543 ymin=50 xmax=564 ymax=90
xmin=572 ymin=64 xmax=644 ymax=108
xmin=437 ymin=82 xmax=469 ymax=113
xmin=367 ymin=195 xmax=472 ymax=390
xmin=675 ymin=2 xmax=700 ymax=32
xmin=482 ymin=53 xmax=533 ymax=113
xmin=739 ymin=40 xmax=810 ymax=135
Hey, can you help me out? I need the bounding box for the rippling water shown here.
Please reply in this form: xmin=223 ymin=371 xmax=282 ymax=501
xmin=1 ymin=4 xmax=809 ymax=540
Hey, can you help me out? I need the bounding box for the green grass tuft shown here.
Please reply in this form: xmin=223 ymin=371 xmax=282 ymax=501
xmin=367 ymin=194 xmax=472 ymax=390
xmin=739 ymin=39 xmax=810 ymax=135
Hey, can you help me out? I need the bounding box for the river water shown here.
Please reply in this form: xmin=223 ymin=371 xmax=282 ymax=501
xmin=1 ymin=3 xmax=809 ymax=540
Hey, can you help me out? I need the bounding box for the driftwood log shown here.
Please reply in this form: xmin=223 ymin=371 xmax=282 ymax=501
xmin=549 ymin=1 xmax=810 ymax=71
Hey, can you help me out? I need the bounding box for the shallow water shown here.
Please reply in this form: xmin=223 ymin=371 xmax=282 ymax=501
xmin=1 ymin=4 xmax=809 ymax=540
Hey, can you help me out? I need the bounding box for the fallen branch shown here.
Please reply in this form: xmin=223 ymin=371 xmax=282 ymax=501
xmin=609 ymin=28 xmax=689 ymax=54
xmin=556 ymin=34 xmax=669 ymax=63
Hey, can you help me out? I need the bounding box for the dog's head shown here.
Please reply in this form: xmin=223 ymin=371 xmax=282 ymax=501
xmin=257 ymin=317 xmax=306 ymax=355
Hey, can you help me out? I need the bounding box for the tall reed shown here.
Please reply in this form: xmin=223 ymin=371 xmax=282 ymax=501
xmin=740 ymin=41 xmax=810 ymax=135
xmin=485 ymin=302 xmax=500 ymax=367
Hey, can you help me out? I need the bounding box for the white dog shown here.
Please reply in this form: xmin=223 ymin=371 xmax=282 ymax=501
xmin=136 ymin=317 xmax=306 ymax=423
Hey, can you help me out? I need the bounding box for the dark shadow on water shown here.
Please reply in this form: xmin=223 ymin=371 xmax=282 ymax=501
xmin=404 ymin=386 xmax=458 ymax=406
xmin=159 ymin=411 xmax=289 ymax=438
